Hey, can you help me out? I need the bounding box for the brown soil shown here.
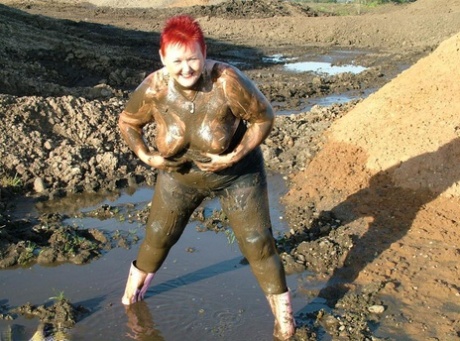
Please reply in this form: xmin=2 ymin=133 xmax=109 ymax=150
xmin=283 ymin=31 xmax=460 ymax=339
xmin=1 ymin=0 xmax=460 ymax=339
xmin=284 ymin=31 xmax=460 ymax=339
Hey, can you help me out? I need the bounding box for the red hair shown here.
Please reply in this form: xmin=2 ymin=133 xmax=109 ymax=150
xmin=160 ymin=15 xmax=206 ymax=56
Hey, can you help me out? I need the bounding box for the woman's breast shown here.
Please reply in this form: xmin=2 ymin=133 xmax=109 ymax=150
xmin=192 ymin=114 xmax=240 ymax=154
xmin=155 ymin=85 xmax=240 ymax=157
xmin=153 ymin=104 xmax=240 ymax=159
xmin=152 ymin=103 xmax=187 ymax=157
xmin=188 ymin=88 xmax=241 ymax=154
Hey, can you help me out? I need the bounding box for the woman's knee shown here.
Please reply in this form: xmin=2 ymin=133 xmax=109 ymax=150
xmin=239 ymin=230 xmax=277 ymax=261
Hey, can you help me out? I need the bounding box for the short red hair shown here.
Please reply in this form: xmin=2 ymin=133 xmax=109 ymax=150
xmin=160 ymin=15 xmax=206 ymax=56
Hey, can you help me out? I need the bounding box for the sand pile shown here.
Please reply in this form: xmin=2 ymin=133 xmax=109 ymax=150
xmin=287 ymin=31 xmax=460 ymax=211
xmin=283 ymin=31 xmax=460 ymax=339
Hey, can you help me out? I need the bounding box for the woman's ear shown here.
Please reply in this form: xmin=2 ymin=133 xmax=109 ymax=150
xmin=159 ymin=49 xmax=165 ymax=65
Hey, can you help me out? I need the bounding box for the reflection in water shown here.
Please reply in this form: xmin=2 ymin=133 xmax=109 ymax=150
xmin=284 ymin=61 xmax=367 ymax=75
xmin=0 ymin=324 xmax=25 ymax=341
xmin=125 ymin=302 xmax=164 ymax=341
xmin=30 ymin=187 xmax=156 ymax=217
xmin=263 ymin=50 xmax=368 ymax=76
xmin=34 ymin=190 xmax=124 ymax=215
xmin=27 ymin=322 xmax=70 ymax=341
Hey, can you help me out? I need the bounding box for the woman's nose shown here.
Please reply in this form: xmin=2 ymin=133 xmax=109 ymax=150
xmin=181 ymin=61 xmax=192 ymax=73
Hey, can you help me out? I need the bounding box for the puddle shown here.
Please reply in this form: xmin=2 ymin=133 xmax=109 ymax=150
xmin=274 ymin=92 xmax=358 ymax=116
xmin=0 ymin=173 xmax=324 ymax=340
xmin=262 ymin=51 xmax=373 ymax=116
xmin=284 ymin=61 xmax=366 ymax=75
xmin=275 ymin=87 xmax=376 ymax=116
xmin=263 ymin=50 xmax=368 ymax=76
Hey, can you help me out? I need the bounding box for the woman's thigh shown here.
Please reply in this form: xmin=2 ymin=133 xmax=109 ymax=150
xmin=145 ymin=172 xmax=206 ymax=247
xmin=218 ymin=170 xmax=276 ymax=259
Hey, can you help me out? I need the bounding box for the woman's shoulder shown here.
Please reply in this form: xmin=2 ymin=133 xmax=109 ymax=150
xmin=209 ymin=60 xmax=238 ymax=75
xmin=208 ymin=60 xmax=247 ymax=84
xmin=141 ymin=68 xmax=169 ymax=93
xmin=127 ymin=68 xmax=168 ymax=104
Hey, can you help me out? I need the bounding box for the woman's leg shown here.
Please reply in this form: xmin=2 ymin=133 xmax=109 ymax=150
xmin=219 ymin=172 xmax=287 ymax=295
xmin=136 ymin=172 xmax=206 ymax=273
xmin=122 ymin=172 xmax=205 ymax=305
xmin=219 ymin=171 xmax=295 ymax=340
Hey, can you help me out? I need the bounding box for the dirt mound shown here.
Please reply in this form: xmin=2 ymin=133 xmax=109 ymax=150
xmin=284 ymin=31 xmax=460 ymax=340
xmin=82 ymin=0 xmax=224 ymax=8
xmin=82 ymin=0 xmax=323 ymax=18
xmin=0 ymin=4 xmax=157 ymax=97
xmin=287 ymin=31 xmax=460 ymax=208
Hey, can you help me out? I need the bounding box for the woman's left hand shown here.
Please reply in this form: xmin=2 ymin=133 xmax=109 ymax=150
xmin=194 ymin=152 xmax=236 ymax=172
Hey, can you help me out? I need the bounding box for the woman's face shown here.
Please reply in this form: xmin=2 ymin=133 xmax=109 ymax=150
xmin=160 ymin=41 xmax=206 ymax=89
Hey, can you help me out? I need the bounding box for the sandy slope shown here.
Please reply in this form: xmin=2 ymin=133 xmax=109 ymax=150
xmin=286 ymin=29 xmax=460 ymax=341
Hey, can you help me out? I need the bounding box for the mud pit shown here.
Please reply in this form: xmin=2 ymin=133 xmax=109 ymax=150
xmin=1 ymin=0 xmax=460 ymax=340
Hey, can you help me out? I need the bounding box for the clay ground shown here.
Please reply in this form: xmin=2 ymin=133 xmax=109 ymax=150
xmin=1 ymin=0 xmax=460 ymax=340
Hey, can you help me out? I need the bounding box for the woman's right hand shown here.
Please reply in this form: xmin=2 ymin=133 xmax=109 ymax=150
xmin=138 ymin=151 xmax=186 ymax=172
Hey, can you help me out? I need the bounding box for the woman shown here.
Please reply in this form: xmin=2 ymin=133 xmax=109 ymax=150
xmin=119 ymin=15 xmax=295 ymax=340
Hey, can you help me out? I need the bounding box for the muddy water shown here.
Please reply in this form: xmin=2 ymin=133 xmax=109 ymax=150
xmin=275 ymin=89 xmax=374 ymax=116
xmin=0 ymin=173 xmax=325 ymax=340
xmin=267 ymin=51 xmax=377 ymax=116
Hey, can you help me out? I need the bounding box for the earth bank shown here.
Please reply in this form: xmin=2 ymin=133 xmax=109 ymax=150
xmin=284 ymin=31 xmax=460 ymax=340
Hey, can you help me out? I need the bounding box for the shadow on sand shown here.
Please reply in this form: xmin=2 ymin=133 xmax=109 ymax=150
xmin=299 ymin=137 xmax=460 ymax=337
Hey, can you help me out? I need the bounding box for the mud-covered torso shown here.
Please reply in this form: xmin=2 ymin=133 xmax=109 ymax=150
xmin=153 ymin=71 xmax=242 ymax=160
xmin=122 ymin=60 xmax=270 ymax=163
